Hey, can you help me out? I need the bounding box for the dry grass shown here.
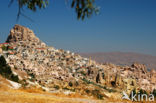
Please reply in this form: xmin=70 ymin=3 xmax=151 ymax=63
xmin=0 ymin=88 xmax=150 ymax=103
xmin=18 ymin=87 xmax=44 ymax=93
xmin=0 ymin=88 xmax=136 ymax=103
xmin=0 ymin=76 xmax=61 ymax=103
xmin=0 ymin=84 xmax=93 ymax=103
xmin=0 ymin=76 xmax=11 ymax=91
xmin=0 ymin=76 xmax=150 ymax=103
xmin=0 ymin=89 xmax=76 ymax=103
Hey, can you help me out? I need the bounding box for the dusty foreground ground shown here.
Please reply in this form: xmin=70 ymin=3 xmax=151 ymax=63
xmin=0 ymin=88 xmax=133 ymax=103
xmin=0 ymin=89 xmax=106 ymax=103
xmin=0 ymin=76 xmax=131 ymax=103
xmin=0 ymin=80 xmax=133 ymax=103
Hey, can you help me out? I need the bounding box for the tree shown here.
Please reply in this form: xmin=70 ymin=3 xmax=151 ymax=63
xmin=152 ymin=89 xmax=156 ymax=96
xmin=129 ymin=88 xmax=137 ymax=99
xmin=0 ymin=55 xmax=19 ymax=82
xmin=9 ymin=0 xmax=99 ymax=20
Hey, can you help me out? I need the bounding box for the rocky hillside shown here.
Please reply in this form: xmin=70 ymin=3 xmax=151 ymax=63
xmin=0 ymin=24 xmax=156 ymax=100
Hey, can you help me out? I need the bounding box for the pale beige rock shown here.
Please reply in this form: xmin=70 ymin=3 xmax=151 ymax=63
xmin=1 ymin=24 xmax=156 ymax=98
xmin=6 ymin=24 xmax=39 ymax=43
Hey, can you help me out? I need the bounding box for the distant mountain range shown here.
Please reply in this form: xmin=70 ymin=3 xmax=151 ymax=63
xmin=79 ymin=52 xmax=156 ymax=70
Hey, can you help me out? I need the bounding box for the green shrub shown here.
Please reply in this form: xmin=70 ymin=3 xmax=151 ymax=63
xmin=80 ymin=71 xmax=86 ymax=76
xmin=0 ymin=55 xmax=7 ymax=66
xmin=53 ymin=85 xmax=60 ymax=90
xmin=63 ymin=87 xmax=70 ymax=90
xmin=85 ymin=89 xmax=90 ymax=94
xmin=1 ymin=45 xmax=8 ymax=51
xmin=102 ymin=73 xmax=105 ymax=79
xmin=91 ymin=89 xmax=104 ymax=100
xmin=63 ymin=87 xmax=75 ymax=92
xmin=107 ymin=88 xmax=116 ymax=93
xmin=11 ymin=74 xmax=19 ymax=82
xmin=29 ymin=73 xmax=35 ymax=79
xmin=0 ymin=55 xmax=19 ymax=82
xmin=82 ymin=78 xmax=116 ymax=93
xmin=152 ymin=89 xmax=156 ymax=96
xmin=75 ymin=81 xmax=79 ymax=86
xmin=129 ymin=88 xmax=137 ymax=99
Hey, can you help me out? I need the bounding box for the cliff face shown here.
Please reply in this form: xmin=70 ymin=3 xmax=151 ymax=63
xmin=6 ymin=24 xmax=39 ymax=43
xmin=1 ymin=24 xmax=156 ymax=99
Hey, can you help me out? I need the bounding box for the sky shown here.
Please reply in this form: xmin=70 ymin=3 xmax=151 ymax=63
xmin=0 ymin=0 xmax=156 ymax=56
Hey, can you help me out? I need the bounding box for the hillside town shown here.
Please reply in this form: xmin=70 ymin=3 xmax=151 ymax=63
xmin=0 ymin=24 xmax=156 ymax=100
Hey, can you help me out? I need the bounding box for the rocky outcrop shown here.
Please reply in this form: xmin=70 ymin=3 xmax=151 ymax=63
xmin=1 ymin=24 xmax=156 ymax=97
xmin=131 ymin=62 xmax=147 ymax=74
xmin=6 ymin=24 xmax=39 ymax=43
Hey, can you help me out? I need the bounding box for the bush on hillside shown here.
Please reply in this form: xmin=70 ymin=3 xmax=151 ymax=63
xmin=129 ymin=88 xmax=137 ymax=99
xmin=91 ymin=89 xmax=104 ymax=100
xmin=1 ymin=45 xmax=8 ymax=51
xmin=0 ymin=55 xmax=19 ymax=82
xmin=152 ymin=89 xmax=156 ymax=96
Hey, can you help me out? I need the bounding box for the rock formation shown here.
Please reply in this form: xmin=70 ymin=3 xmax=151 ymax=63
xmin=0 ymin=24 xmax=156 ymax=99
xmin=6 ymin=24 xmax=39 ymax=43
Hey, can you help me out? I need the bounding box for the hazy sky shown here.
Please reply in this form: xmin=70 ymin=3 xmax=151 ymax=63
xmin=0 ymin=0 xmax=156 ymax=55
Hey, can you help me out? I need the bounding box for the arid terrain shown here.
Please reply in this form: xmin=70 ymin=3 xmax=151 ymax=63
xmin=0 ymin=76 xmax=103 ymax=103
xmin=0 ymin=25 xmax=156 ymax=103
xmin=0 ymin=75 xmax=131 ymax=103
xmin=80 ymin=52 xmax=156 ymax=70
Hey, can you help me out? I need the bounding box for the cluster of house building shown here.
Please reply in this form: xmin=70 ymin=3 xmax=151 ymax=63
xmin=1 ymin=24 xmax=156 ymax=94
